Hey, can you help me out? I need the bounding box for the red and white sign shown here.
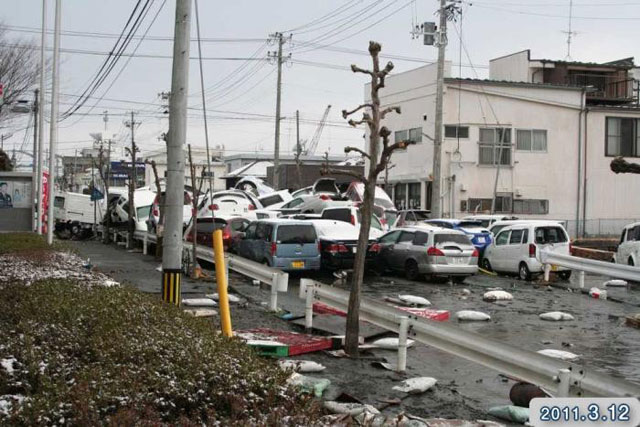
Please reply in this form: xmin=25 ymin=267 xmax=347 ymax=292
xmin=41 ymin=170 xmax=49 ymax=233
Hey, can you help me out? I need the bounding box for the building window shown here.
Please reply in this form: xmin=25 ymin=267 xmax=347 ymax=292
xmin=513 ymin=199 xmax=549 ymax=214
xmin=394 ymin=130 xmax=408 ymax=143
xmin=445 ymin=125 xmax=469 ymax=139
xmin=606 ymin=117 xmax=640 ymax=157
xmin=516 ymin=129 xmax=547 ymax=152
xmin=395 ymin=128 xmax=422 ymax=146
xmin=467 ymin=194 xmax=512 ymax=213
xmin=408 ymin=183 xmax=421 ymax=209
xmin=479 ymin=127 xmax=511 ymax=165
xmin=394 ymin=183 xmax=407 ymax=210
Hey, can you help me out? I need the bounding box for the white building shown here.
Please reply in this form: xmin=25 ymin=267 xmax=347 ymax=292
xmin=370 ymin=50 xmax=640 ymax=236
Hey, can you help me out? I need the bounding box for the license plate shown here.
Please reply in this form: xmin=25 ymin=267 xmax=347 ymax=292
xmin=450 ymin=257 xmax=466 ymax=265
xmin=477 ymin=237 xmax=485 ymax=243
xmin=551 ymin=265 xmax=559 ymax=271
xmin=291 ymin=261 xmax=305 ymax=269
xmin=352 ymin=247 xmax=357 ymax=254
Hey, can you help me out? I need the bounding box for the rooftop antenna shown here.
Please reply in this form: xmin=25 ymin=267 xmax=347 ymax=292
xmin=562 ymin=0 xmax=577 ymax=60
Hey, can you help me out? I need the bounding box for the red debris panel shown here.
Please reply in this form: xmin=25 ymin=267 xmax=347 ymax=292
xmin=395 ymin=307 xmax=450 ymax=322
xmin=313 ymin=302 xmax=347 ymax=317
xmin=237 ymin=328 xmax=334 ymax=356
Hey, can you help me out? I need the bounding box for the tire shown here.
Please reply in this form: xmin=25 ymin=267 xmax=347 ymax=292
xmin=629 ymin=257 xmax=635 ymax=267
xmin=452 ymin=276 xmax=467 ymax=284
xmin=481 ymin=258 xmax=493 ymax=272
xmin=405 ymin=260 xmax=421 ymax=281
xmin=518 ymin=262 xmax=532 ymax=281
xmin=558 ymin=270 xmax=572 ymax=281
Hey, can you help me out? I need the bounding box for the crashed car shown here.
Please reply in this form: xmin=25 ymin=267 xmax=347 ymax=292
xmin=309 ymin=219 xmax=379 ymax=270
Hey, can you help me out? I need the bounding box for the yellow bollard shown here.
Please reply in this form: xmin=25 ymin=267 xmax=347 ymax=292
xmin=213 ymin=229 xmax=233 ymax=337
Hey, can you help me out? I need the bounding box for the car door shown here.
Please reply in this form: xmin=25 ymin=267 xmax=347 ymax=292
xmin=506 ymin=228 xmax=525 ymax=273
xmin=238 ymin=222 xmax=257 ymax=259
xmin=617 ymin=228 xmax=629 ymax=265
xmin=631 ymin=226 xmax=640 ymax=265
xmin=490 ymin=229 xmax=511 ymax=271
xmin=377 ymin=230 xmax=401 ymax=268
xmin=390 ymin=231 xmax=416 ymax=269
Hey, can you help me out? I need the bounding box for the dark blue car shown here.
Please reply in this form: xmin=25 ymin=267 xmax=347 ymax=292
xmin=423 ymin=219 xmax=493 ymax=253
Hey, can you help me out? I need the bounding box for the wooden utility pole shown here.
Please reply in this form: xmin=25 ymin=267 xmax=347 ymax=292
xmin=269 ymin=32 xmax=289 ymax=190
xmin=32 ymin=89 xmax=39 ymax=231
xmin=295 ymin=109 xmax=303 ymax=189
xmin=162 ymin=0 xmax=191 ymax=306
xmin=324 ymin=42 xmax=413 ymax=356
xmin=36 ymin=0 xmax=47 ymax=235
xmin=125 ymin=111 xmax=139 ymax=249
xmin=431 ymin=0 xmax=448 ymax=218
xmin=46 ymin=0 xmax=61 ymax=245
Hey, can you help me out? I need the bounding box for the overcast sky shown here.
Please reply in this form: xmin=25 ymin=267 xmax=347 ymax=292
xmin=4 ymin=0 xmax=640 ymax=165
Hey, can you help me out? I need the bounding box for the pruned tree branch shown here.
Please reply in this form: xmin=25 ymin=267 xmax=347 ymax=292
xmin=350 ymin=64 xmax=373 ymax=76
xmin=342 ymin=104 xmax=373 ymax=119
xmin=322 ymin=167 xmax=369 ymax=186
xmin=380 ymin=106 xmax=401 ymax=119
xmin=377 ymin=61 xmax=394 ymax=88
xmin=347 ymin=112 xmax=372 ymax=128
xmin=344 ymin=146 xmax=370 ymax=159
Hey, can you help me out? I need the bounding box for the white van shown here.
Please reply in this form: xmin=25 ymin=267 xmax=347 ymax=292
xmin=483 ymin=221 xmax=572 ymax=281
xmin=488 ymin=219 xmax=566 ymax=237
xmin=463 ymin=215 xmax=516 ymax=229
xmin=615 ymin=222 xmax=640 ymax=266
xmin=111 ymin=189 xmax=156 ymax=232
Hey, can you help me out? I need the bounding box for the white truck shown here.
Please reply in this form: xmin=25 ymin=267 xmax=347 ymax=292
xmin=54 ymin=191 xmax=105 ymax=238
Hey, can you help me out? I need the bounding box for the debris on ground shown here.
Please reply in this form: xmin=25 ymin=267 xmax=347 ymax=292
xmin=237 ymin=328 xmax=334 ymax=356
xmin=369 ymin=337 xmax=415 ymax=349
xmin=536 ymin=349 xmax=580 ymax=361
xmin=604 ymin=279 xmax=628 ymax=287
xmin=392 ymin=377 xmax=438 ymax=394
xmin=182 ymin=298 xmax=217 ymax=307
xmin=539 ymin=311 xmax=575 ymax=321
xmin=398 ymin=294 xmax=431 ymax=306
xmin=396 ymin=307 xmax=450 ymax=321
xmin=287 ymin=373 xmax=331 ymax=397
xmin=589 ymin=287 xmax=608 ymax=300
xmin=278 ymin=359 xmax=326 ymax=373
xmin=323 ymin=401 xmax=380 ymax=416
xmin=456 ymin=310 xmax=491 ymax=321
xmin=488 ymin=405 xmax=529 ymax=424
xmin=371 ymin=361 xmax=395 ymax=371
xmin=206 ymin=292 xmax=241 ymax=303
xmin=184 ymin=308 xmax=218 ymax=317
xmin=626 ymin=314 xmax=640 ymax=328
xmin=483 ymin=290 xmax=513 ymax=302
xmin=509 ymin=382 xmax=548 ymax=407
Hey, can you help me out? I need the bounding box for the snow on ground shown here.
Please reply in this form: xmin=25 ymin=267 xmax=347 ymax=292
xmin=0 ymin=251 xmax=118 ymax=287
xmin=0 ymin=358 xmax=15 ymax=375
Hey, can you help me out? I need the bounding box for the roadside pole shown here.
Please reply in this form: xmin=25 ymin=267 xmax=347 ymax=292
xmin=32 ymin=89 xmax=39 ymax=231
xmin=162 ymin=0 xmax=191 ymax=306
xmin=47 ymin=0 xmax=61 ymax=245
xmin=431 ymin=0 xmax=448 ymax=218
xmin=272 ymin=32 xmax=284 ymax=190
xmin=36 ymin=0 xmax=46 ymax=235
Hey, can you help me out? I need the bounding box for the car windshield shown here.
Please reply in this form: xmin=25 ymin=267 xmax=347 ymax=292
xmin=136 ymin=205 xmax=152 ymax=220
xmin=277 ymin=225 xmax=317 ymax=244
xmin=384 ymin=210 xmax=398 ymax=225
xmin=374 ymin=197 xmax=394 ymax=209
xmin=535 ymin=226 xmax=567 ymax=244
xmin=458 ymin=221 xmax=483 ymax=229
xmin=434 ymin=233 xmax=472 ymax=246
xmin=259 ymin=194 xmax=284 ymax=207
xmin=413 ymin=211 xmax=430 ymax=221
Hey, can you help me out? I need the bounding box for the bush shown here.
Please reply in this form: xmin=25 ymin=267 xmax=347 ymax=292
xmin=0 ymin=281 xmax=318 ymax=425
xmin=0 ymin=233 xmax=68 ymax=255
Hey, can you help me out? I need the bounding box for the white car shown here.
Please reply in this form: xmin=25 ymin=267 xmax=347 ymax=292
xmin=197 ymin=190 xmax=261 ymax=218
xmin=234 ymin=176 xmax=276 ymax=197
xmin=320 ymin=206 xmax=385 ymax=239
xmin=615 ymin=222 xmax=640 ymax=266
xmin=483 ymin=221 xmax=572 ymax=281
xmin=488 ymin=219 xmax=566 ymax=237
xmin=463 ymin=215 xmax=516 ymax=229
xmin=110 ymin=188 xmax=157 ymax=232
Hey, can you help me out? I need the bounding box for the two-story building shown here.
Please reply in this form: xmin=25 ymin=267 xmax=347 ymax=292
xmin=372 ymin=49 xmax=640 ymax=236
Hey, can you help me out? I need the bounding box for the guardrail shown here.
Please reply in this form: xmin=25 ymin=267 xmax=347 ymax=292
xmin=133 ymin=231 xmax=157 ymax=255
xmin=186 ymin=244 xmax=288 ymax=311
xmin=540 ymin=250 xmax=640 ymax=285
xmin=299 ymin=279 xmax=640 ymax=398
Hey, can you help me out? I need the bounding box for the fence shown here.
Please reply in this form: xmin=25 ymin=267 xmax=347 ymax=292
xmin=564 ymin=219 xmax=640 ymax=239
xmin=300 ymin=279 xmax=640 ymax=398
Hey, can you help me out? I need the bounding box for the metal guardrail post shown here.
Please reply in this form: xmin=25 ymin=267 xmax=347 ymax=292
xmin=269 ymin=272 xmax=278 ymax=311
xmin=305 ymin=284 xmax=314 ymax=332
xmin=557 ymin=369 xmax=571 ymax=397
xmin=143 ymin=233 xmax=148 ymax=255
xmin=397 ymin=316 xmax=409 ymax=373
xmin=543 ymin=264 xmax=551 ymax=282
xmin=578 ymin=270 xmax=585 ymax=289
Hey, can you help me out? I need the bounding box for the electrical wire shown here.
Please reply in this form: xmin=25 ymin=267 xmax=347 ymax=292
xmin=284 ymin=0 xmax=362 ymax=33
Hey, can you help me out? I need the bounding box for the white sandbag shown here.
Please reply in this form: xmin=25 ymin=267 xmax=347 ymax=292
xmin=604 ymin=279 xmax=628 ymax=287
xmin=206 ymin=293 xmax=240 ymax=303
xmin=589 ymin=287 xmax=608 ymax=300
xmin=398 ymin=295 xmax=431 ymax=306
xmin=537 ymin=349 xmax=580 ymax=361
xmin=370 ymin=337 xmax=415 ymax=349
xmin=287 ymin=373 xmax=330 ymax=397
xmin=392 ymin=377 xmax=437 ymax=394
xmin=323 ymin=401 xmax=380 ymax=416
xmin=539 ymin=311 xmax=575 ymax=321
xmin=483 ymin=290 xmax=513 ymax=301
xmin=182 ymin=298 xmax=217 ymax=307
xmin=278 ymin=360 xmax=326 ymax=373
xmin=456 ymin=310 xmax=491 ymax=321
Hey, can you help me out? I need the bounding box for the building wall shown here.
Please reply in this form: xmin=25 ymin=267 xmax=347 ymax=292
xmin=489 ymin=50 xmax=531 ymax=82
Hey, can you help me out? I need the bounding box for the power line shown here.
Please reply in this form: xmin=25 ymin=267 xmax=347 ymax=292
xmin=470 ymin=3 xmax=640 ymax=19
xmin=284 ymin=0 xmax=363 ymax=33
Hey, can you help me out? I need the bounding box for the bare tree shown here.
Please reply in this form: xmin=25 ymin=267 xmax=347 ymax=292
xmin=324 ymin=41 xmax=414 ymax=356
xmin=146 ymin=159 xmax=164 ymax=258
xmin=0 ymin=149 xmax=12 ymax=171
xmin=0 ymin=27 xmax=44 ymax=124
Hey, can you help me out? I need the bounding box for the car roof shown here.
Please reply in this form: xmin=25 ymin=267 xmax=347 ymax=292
xmin=391 ymin=225 xmax=465 ymax=235
xmin=255 ymin=218 xmax=315 ymax=226
xmin=498 ymin=222 xmax=567 ymax=231
xmin=625 ymin=222 xmax=640 ymax=229
xmin=463 ymin=215 xmax=514 ymax=220
xmin=491 ymin=219 xmax=563 ymax=227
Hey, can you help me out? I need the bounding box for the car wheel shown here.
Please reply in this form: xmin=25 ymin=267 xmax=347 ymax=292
xmin=405 ymin=260 xmax=421 ymax=281
xmin=629 ymin=257 xmax=635 ymax=267
xmin=518 ymin=262 xmax=532 ymax=281
xmin=558 ymin=270 xmax=572 ymax=281
xmin=452 ymin=276 xmax=466 ymax=284
xmin=481 ymin=258 xmax=492 ymax=272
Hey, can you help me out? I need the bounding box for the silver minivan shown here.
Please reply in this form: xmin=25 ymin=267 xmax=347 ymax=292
xmin=373 ymin=226 xmax=479 ymax=282
xmin=483 ymin=222 xmax=572 ymax=281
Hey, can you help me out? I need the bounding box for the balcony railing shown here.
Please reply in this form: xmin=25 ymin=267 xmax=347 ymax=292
xmin=567 ymin=73 xmax=639 ymax=103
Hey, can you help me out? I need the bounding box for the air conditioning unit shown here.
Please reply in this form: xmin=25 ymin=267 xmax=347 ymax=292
xmin=460 ymin=184 xmax=467 ymax=192
xmin=515 ymin=188 xmax=522 ymax=197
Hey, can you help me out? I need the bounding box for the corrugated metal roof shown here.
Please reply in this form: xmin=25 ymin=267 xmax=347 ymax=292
xmin=445 ymin=78 xmax=583 ymax=91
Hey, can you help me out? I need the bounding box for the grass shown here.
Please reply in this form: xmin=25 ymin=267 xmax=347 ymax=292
xmin=0 ymin=240 xmax=321 ymax=425
xmin=0 ymin=232 xmax=69 ymax=255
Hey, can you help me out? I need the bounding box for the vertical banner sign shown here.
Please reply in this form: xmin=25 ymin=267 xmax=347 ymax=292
xmin=0 ymin=84 xmax=4 ymax=105
xmin=41 ymin=171 xmax=49 ymax=234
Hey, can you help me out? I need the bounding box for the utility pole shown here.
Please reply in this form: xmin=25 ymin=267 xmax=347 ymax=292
xmin=295 ymin=109 xmax=303 ymax=189
xmin=430 ymin=0 xmax=448 ymax=218
xmin=268 ymin=32 xmax=290 ymax=190
xmin=47 ymin=0 xmax=61 ymax=245
xmin=71 ymin=149 xmax=77 ymax=191
xmin=32 ymin=89 xmax=39 ymax=231
xmin=37 ymin=0 xmax=47 ymax=235
xmin=125 ymin=111 xmax=140 ymax=249
xmin=162 ymin=0 xmax=191 ymax=306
